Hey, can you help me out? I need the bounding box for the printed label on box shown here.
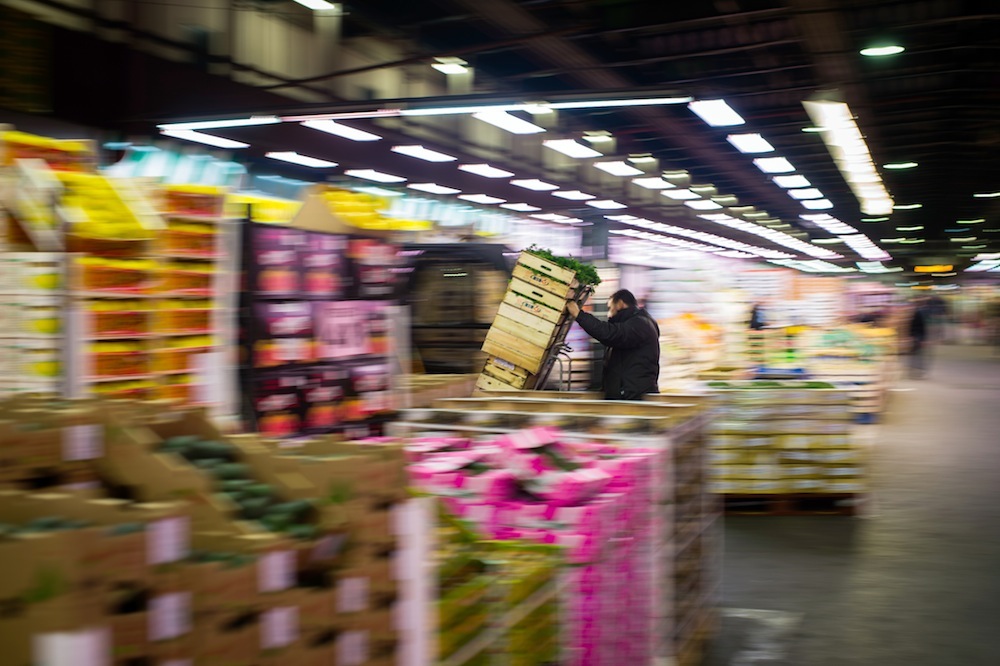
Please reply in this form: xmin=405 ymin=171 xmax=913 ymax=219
xmin=261 ymin=607 xmax=299 ymax=650
xmin=336 ymin=630 xmax=369 ymax=666
xmin=258 ymin=551 xmax=295 ymax=593
xmin=147 ymin=516 xmax=191 ymax=565
xmin=62 ymin=424 xmax=103 ymax=461
xmin=336 ymin=577 xmax=369 ymax=613
xmin=149 ymin=592 xmax=192 ymax=641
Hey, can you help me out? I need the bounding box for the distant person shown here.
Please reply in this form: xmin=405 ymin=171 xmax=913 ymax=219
xmin=566 ymin=289 xmax=660 ymax=400
xmin=748 ymin=302 xmax=766 ymax=330
xmin=908 ymin=298 xmax=930 ymax=378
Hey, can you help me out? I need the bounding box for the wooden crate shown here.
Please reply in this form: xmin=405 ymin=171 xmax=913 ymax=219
xmin=490 ymin=314 xmax=558 ymax=349
xmin=474 ymin=374 xmax=520 ymax=393
xmin=511 ymin=264 xmax=577 ymax=299
xmin=507 ymin=277 xmax=567 ymax=312
xmin=482 ymin=357 xmax=532 ymax=389
xmin=515 ymin=251 xmax=577 ymax=285
xmin=482 ymin=328 xmax=547 ymax=374
xmin=501 ymin=290 xmax=563 ymax=325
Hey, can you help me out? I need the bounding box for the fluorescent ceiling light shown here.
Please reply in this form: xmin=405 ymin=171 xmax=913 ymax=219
xmin=586 ymin=200 xmax=628 ymax=210
xmin=552 ymin=190 xmax=595 ymax=201
xmin=354 ymin=186 xmax=403 ymax=197
xmin=628 ymin=154 xmax=657 ymax=164
xmin=713 ymin=195 xmax=739 ymax=206
xmin=957 ymin=218 xmax=986 ymax=224
xmin=458 ymin=194 xmax=505 ymax=204
xmin=632 ymin=177 xmax=675 ymax=190
xmin=861 ymin=45 xmax=905 ymax=57
xmin=662 ymin=189 xmax=701 ymax=200
xmin=301 ymin=119 xmax=382 ymax=141
xmin=893 ymin=203 xmax=923 ymax=210
xmin=861 ymin=217 xmax=889 ymax=222
xmin=459 ymin=164 xmax=514 ymax=179
xmin=292 ymin=0 xmax=338 ymax=9
xmin=973 ymin=192 xmax=1000 ymax=198
xmin=802 ymin=199 xmax=834 ymax=210
xmin=802 ymin=127 xmax=826 ymax=133
xmin=511 ymin=179 xmax=558 ymax=191
xmin=583 ymin=131 xmax=614 ymax=143
xmin=743 ymin=211 xmax=769 ymax=219
xmin=407 ymin=183 xmax=461 ymax=195
xmin=531 ymin=213 xmax=574 ymax=222
xmin=548 ymin=96 xmax=691 ymax=111
xmin=472 ymin=111 xmax=546 ymax=134
xmin=753 ymin=157 xmax=796 ymax=174
xmin=391 ymin=145 xmax=456 ymax=162
xmin=431 ymin=63 xmax=468 ymax=75
xmin=688 ymin=99 xmax=745 ymax=127
xmin=594 ymin=161 xmax=644 ymax=177
xmin=543 ymin=139 xmax=602 ymax=159
xmin=726 ymin=134 xmax=775 ymax=154
xmin=813 ymin=238 xmax=845 ymax=244
xmin=883 ymin=161 xmax=917 ymax=170
xmin=157 ymin=116 xmax=280 ymax=131
xmin=265 ymin=151 xmax=337 ymax=168
xmin=896 ymin=226 xmax=924 ymax=231
xmin=949 ymin=236 xmax=977 ymax=242
xmin=961 ymin=245 xmax=987 ymax=250
xmin=685 ymin=200 xmax=723 ymax=210
xmin=500 ymin=202 xmax=541 ymax=212
xmin=787 ymin=188 xmax=824 ymax=200
xmin=345 ymin=169 xmax=405 ymax=183
xmin=974 ymin=253 xmax=1000 ymax=260
xmin=160 ymin=130 xmax=249 ymax=149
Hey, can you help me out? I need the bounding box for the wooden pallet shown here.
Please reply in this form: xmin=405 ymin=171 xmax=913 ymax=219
xmin=723 ymin=492 xmax=864 ymax=516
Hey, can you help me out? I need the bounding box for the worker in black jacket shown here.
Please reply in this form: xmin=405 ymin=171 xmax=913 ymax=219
xmin=566 ymin=289 xmax=660 ymax=400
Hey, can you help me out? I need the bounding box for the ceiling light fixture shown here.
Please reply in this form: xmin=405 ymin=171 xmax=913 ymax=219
xmin=685 ymin=200 xmax=724 ymax=210
xmin=594 ymin=161 xmax=644 ymax=177
xmin=753 ymin=157 xmax=796 ymax=174
xmin=353 ymin=186 xmax=403 ymax=197
xmin=893 ymin=203 xmax=923 ymax=210
xmin=662 ymin=189 xmax=701 ymax=201
xmin=160 ymin=130 xmax=249 ymax=149
xmin=582 ymin=131 xmax=614 ymax=143
xmin=772 ymin=175 xmax=812 ymax=189
xmin=458 ymin=164 xmax=514 ymax=179
xmin=500 ymin=202 xmax=541 ymax=212
xmin=431 ymin=57 xmax=469 ymax=75
xmin=787 ymin=188 xmax=824 ymax=200
xmin=458 ymin=194 xmax=505 ymax=205
xmin=860 ymin=45 xmax=905 ymax=57
xmin=301 ymin=119 xmax=382 ymax=141
xmin=552 ymin=190 xmax=596 ymax=201
xmin=896 ymin=225 xmax=924 ymax=232
xmin=688 ymin=99 xmax=745 ymax=127
xmin=632 ymin=177 xmax=676 ymax=190
xmin=586 ymin=200 xmax=628 ymax=210
xmin=973 ymin=192 xmax=1000 ymax=199
xmin=511 ymin=178 xmax=559 ymax=191
xmin=726 ymin=134 xmax=775 ymax=154
xmin=861 ymin=217 xmax=889 ymax=222
xmin=344 ymin=169 xmax=406 ymax=183
xmin=472 ymin=111 xmax=546 ymax=135
xmin=265 ymin=151 xmax=337 ymax=168
xmin=803 ymin=95 xmax=894 ymax=215
xmin=543 ymin=139 xmax=602 ymax=159
xmin=391 ymin=145 xmax=456 ymax=162
xmin=157 ymin=116 xmax=280 ymax=131
xmin=407 ymin=183 xmax=461 ymax=195
xmin=801 ymin=199 xmax=834 ymax=210
xmin=883 ymin=162 xmax=918 ymax=170
xmin=957 ymin=218 xmax=986 ymax=224
xmin=292 ymin=0 xmax=338 ymax=10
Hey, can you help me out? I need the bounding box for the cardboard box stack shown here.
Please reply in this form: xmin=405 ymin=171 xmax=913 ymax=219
xmin=706 ymin=381 xmax=866 ymax=495
xmin=394 ymin=394 xmax=718 ymax=666
xmin=477 ymin=251 xmax=591 ymax=393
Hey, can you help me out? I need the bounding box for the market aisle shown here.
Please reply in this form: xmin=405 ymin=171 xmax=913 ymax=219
xmin=706 ymin=345 xmax=1000 ymax=665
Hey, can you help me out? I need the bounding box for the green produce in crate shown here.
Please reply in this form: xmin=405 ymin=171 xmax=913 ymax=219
xmin=215 ymin=462 xmax=251 ymax=480
xmin=194 ymin=457 xmax=225 ymax=470
xmin=239 ymin=496 xmax=272 ymax=519
xmin=287 ymin=524 xmax=319 ymax=540
xmin=220 ymin=479 xmax=254 ymax=492
xmin=244 ymin=483 xmax=274 ymax=498
xmin=525 ymin=245 xmax=602 ymax=286
xmin=260 ymin=513 xmax=292 ymax=533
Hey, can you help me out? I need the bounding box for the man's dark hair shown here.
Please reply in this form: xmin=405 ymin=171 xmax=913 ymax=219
xmin=609 ymin=289 xmax=638 ymax=308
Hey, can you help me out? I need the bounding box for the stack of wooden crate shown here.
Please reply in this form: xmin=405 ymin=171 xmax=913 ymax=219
xmin=477 ymin=251 xmax=591 ymax=392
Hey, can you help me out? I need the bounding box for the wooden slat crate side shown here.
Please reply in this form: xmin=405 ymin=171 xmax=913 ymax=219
xmin=475 ymin=374 xmax=520 ymax=393
xmin=484 ymin=327 xmax=547 ymax=363
xmin=508 ymin=278 xmax=567 ymax=312
xmin=501 ymin=290 xmax=563 ymax=324
xmin=482 ymin=359 xmax=531 ymax=388
xmin=516 ymin=251 xmax=577 ymax=285
xmin=491 ymin=315 xmax=558 ymax=349
xmin=511 ymin=264 xmax=577 ymax=299
xmin=482 ymin=339 xmax=544 ymax=374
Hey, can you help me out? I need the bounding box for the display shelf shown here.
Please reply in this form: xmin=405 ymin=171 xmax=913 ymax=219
xmin=84 ymin=373 xmax=157 ymax=383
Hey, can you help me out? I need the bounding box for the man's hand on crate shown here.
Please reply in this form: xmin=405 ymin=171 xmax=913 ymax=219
xmin=566 ymin=300 xmax=580 ymax=319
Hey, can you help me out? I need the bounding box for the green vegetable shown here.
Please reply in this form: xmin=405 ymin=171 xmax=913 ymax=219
xmin=525 ymin=246 xmax=601 ymax=287
xmin=215 ymin=463 xmax=250 ymax=480
xmin=287 ymin=524 xmax=319 ymax=540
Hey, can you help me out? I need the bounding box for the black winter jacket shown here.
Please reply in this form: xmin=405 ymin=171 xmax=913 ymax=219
xmin=575 ymin=307 xmax=660 ymax=400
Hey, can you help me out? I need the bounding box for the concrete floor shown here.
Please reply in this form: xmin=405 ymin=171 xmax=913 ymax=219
xmin=706 ymin=345 xmax=1000 ymax=666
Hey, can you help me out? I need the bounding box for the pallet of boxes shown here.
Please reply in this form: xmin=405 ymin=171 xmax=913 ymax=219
xmin=478 ymin=249 xmax=598 ymax=393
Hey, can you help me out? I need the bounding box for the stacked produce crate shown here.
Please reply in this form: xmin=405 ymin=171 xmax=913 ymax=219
xmin=392 ymin=394 xmax=718 ymax=666
xmin=478 ymin=250 xmax=593 ymax=393
xmin=0 ymin=252 xmax=64 ymax=395
xmin=0 ymin=395 xmax=411 ymax=666
xmin=705 ymin=380 xmax=867 ymax=514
